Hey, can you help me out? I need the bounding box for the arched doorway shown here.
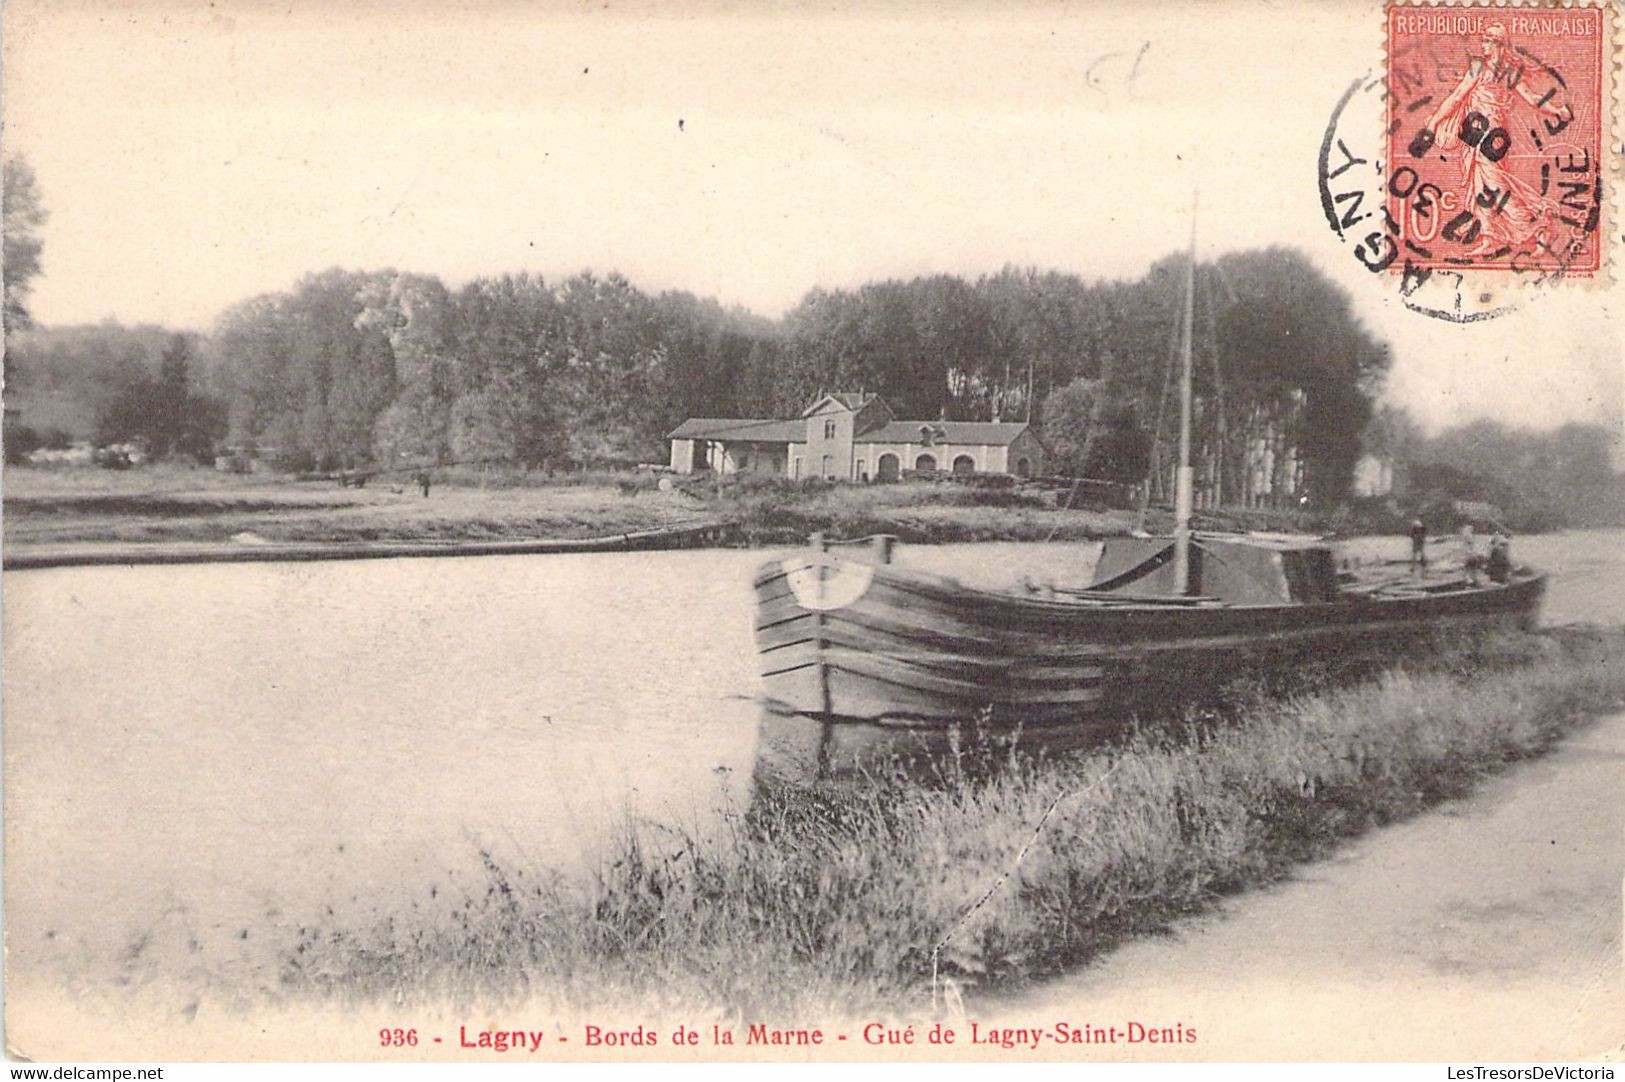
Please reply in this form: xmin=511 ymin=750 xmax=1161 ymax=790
xmin=876 ymin=453 xmax=900 ymax=482
xmin=951 ymin=454 xmax=975 ymax=476
xmin=821 ymin=454 xmax=836 ymax=479
xmin=914 ymin=453 xmax=937 ymax=472
xmin=1015 ymin=456 xmax=1031 ymax=478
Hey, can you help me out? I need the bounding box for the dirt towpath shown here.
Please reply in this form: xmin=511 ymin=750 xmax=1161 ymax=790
xmin=987 ymin=712 xmax=1625 ymax=1061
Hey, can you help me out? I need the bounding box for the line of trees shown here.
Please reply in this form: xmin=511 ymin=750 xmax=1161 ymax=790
xmin=4 ymin=152 xmax=58 ymax=464
xmin=3 ymin=319 xmax=227 ymax=464
xmin=3 ymin=154 xmax=46 ymax=336
xmin=1366 ymin=406 xmax=1625 ymax=529
xmin=188 ymin=248 xmax=1387 ymax=502
xmin=4 ymin=149 xmax=1390 ymax=504
xmin=95 ymin=334 xmax=223 ymax=460
xmin=11 ymin=146 xmax=1615 ymax=519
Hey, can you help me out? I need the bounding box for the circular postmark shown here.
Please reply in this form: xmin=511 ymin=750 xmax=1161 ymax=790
xmin=1319 ymin=6 xmax=1607 ymax=322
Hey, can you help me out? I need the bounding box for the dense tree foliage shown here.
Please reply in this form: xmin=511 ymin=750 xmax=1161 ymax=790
xmin=7 ymin=323 xmax=178 ymax=429
xmin=1037 ymin=377 xmax=1152 ymax=484
xmin=4 ymin=322 xmax=227 ymax=462
xmin=764 ymin=249 xmax=1388 ymax=505
xmin=3 ymin=152 xmax=51 ymax=461
xmin=95 ymin=334 xmax=225 ymax=460
xmin=11 ymin=248 xmax=1403 ymax=502
xmin=1397 ymin=414 xmax=1624 ymax=528
xmin=3 ymin=154 xmax=47 ymax=336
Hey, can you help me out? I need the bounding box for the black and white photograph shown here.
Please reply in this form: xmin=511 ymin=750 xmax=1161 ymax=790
xmin=3 ymin=0 xmax=1622 ymax=1067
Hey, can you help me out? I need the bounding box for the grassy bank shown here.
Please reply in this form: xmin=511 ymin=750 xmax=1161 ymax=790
xmin=5 ymin=461 xmax=1609 ymax=555
xmin=709 ymin=474 xmax=1139 ymax=544
xmin=1 ymin=465 xmax=1145 ymax=548
xmin=272 ymin=627 xmax=1625 ymax=1017
xmin=4 ymin=463 xmax=1537 ymax=552
xmin=0 ymin=465 xmax=713 ymax=547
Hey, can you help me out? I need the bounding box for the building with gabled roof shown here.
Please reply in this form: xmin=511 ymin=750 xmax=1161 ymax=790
xmin=667 ymin=393 xmax=1044 ymax=481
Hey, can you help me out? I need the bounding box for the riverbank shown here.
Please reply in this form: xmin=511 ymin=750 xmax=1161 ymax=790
xmin=0 ymin=466 xmax=715 ymax=549
xmin=990 ymin=707 xmax=1625 ymax=1061
xmin=1 ymin=464 xmax=1353 ymax=562
xmin=272 ymin=626 xmax=1625 ymax=1019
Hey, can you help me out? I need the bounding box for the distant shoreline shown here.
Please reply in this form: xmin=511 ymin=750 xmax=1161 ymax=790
xmin=1 ymin=520 xmax=740 ymax=571
xmin=0 ymin=465 xmax=1147 ymax=568
xmin=6 ymin=463 xmax=1601 ymax=571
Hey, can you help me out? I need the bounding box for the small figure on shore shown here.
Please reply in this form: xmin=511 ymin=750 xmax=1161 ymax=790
xmin=1409 ymin=518 xmax=1428 ymax=572
xmin=414 ymin=470 xmax=431 ymax=497
xmin=1487 ymin=529 xmax=1512 ymax=584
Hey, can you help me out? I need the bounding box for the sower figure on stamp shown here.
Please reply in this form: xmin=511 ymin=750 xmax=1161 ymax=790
xmin=1422 ymin=22 xmax=1568 ymax=260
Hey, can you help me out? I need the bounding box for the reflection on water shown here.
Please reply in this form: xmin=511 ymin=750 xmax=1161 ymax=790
xmin=3 ymin=529 xmax=1621 ymax=996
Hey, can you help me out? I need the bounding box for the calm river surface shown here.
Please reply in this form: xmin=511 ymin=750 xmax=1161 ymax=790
xmin=4 ymin=529 xmax=1623 ymax=998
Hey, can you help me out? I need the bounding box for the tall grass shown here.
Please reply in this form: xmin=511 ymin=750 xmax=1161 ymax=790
xmin=706 ymin=475 xmax=1137 ymax=544
xmin=277 ymin=628 xmax=1625 ymax=1017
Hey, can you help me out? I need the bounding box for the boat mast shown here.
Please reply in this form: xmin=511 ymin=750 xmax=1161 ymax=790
xmin=1172 ymin=192 xmax=1197 ymax=595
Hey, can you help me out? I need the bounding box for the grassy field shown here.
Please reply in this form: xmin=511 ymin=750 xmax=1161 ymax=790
xmin=1 ymin=465 xmax=714 ymax=546
xmin=718 ymin=474 xmax=1146 ymax=544
xmin=268 ymin=627 xmax=1625 ymax=1018
xmin=2 ymin=464 xmax=1159 ymax=549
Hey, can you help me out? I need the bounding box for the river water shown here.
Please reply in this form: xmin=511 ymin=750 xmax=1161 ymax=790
xmin=4 ymin=529 xmax=1622 ymax=1004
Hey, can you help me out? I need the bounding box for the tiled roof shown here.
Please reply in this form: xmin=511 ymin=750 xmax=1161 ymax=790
xmin=667 ymin=418 xmax=808 ymax=442
xmin=801 ymin=391 xmax=881 ymax=416
xmin=859 ymin=421 xmax=1032 ymax=446
xmin=669 ymin=415 xmax=1035 ymax=447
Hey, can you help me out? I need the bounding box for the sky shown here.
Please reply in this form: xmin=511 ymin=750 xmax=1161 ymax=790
xmin=2 ymin=0 xmax=1621 ymax=437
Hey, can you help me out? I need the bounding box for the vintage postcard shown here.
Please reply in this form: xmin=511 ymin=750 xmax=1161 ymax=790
xmin=3 ymin=0 xmax=1623 ymax=1068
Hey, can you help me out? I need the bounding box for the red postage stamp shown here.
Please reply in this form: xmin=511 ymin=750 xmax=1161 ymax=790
xmin=1385 ymin=4 xmax=1610 ymax=277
